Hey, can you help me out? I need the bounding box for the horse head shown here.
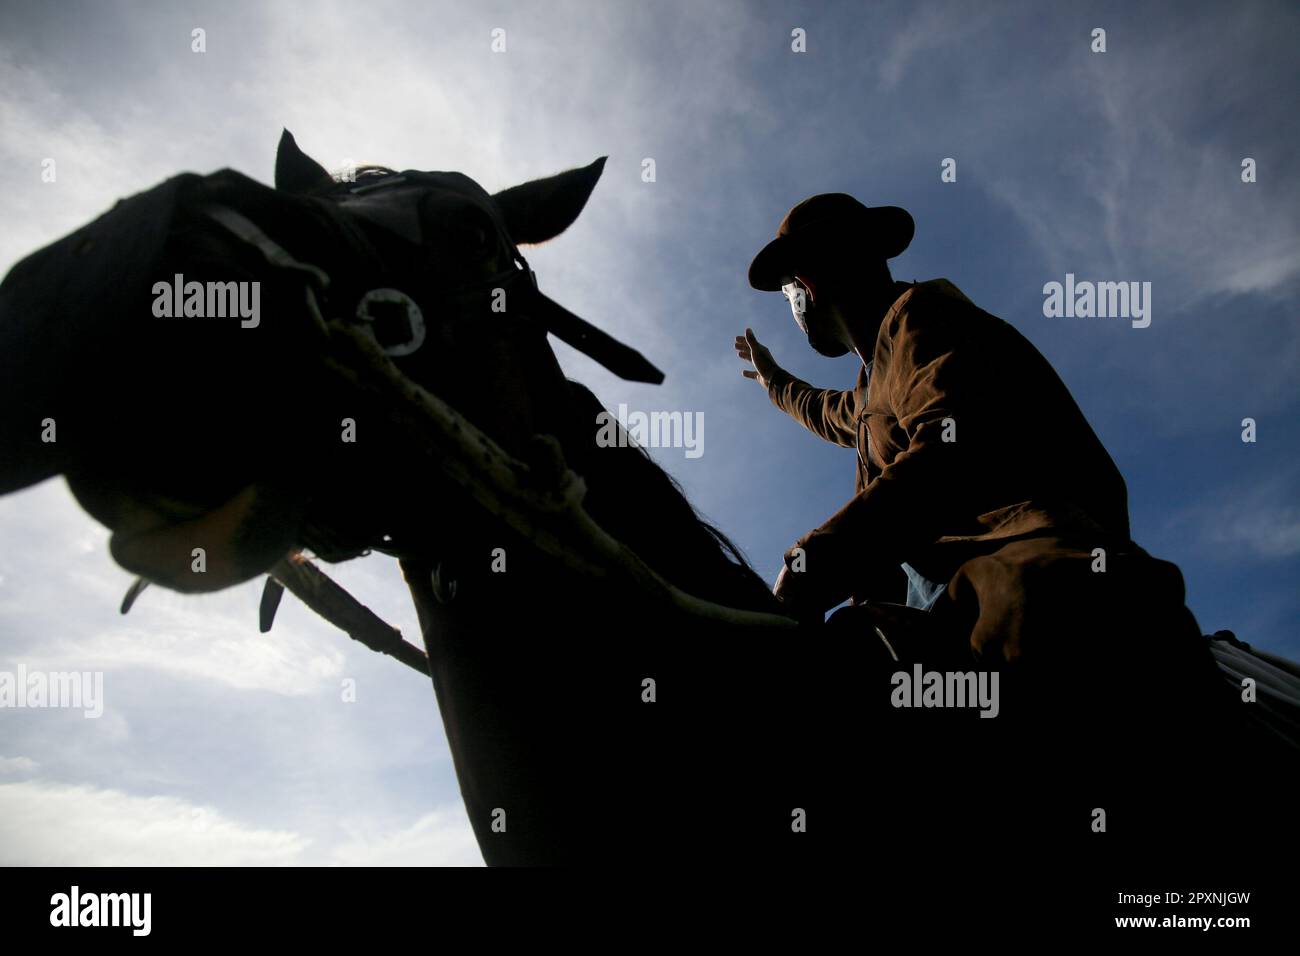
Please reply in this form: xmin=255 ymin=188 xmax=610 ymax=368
xmin=0 ymin=129 xmax=659 ymax=595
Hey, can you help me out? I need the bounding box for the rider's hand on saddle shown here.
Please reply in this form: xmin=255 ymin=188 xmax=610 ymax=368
xmin=773 ymin=553 xmax=852 ymax=623
xmin=772 ymin=564 xmax=824 ymax=623
xmin=735 ymin=328 xmax=780 ymax=390
xmin=774 ymin=529 xmax=893 ymax=621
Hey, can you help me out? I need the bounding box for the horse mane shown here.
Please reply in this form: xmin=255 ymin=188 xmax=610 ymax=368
xmin=561 ymin=379 xmax=782 ymax=615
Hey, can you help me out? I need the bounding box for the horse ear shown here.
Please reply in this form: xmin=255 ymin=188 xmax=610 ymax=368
xmin=275 ymin=129 xmax=332 ymax=194
xmin=492 ymin=157 xmax=607 ymax=245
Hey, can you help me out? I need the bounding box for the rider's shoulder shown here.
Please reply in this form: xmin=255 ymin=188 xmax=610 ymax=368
xmin=901 ymin=277 xmax=975 ymax=308
xmin=884 ymin=278 xmax=980 ymax=331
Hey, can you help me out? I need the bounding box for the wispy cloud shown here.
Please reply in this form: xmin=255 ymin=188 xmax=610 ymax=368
xmin=876 ymin=2 xmax=985 ymax=90
xmin=1197 ymin=487 xmax=1300 ymax=561
xmin=0 ymin=776 xmax=482 ymax=865
xmin=958 ymin=9 xmax=1300 ymax=309
xmin=0 ymin=779 xmax=312 ymax=866
xmin=0 ymin=755 xmax=39 ymax=775
xmin=328 ymin=808 xmax=483 ymax=866
xmin=1152 ymin=467 xmax=1300 ymax=562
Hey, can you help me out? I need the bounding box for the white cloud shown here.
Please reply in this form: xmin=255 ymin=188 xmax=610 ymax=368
xmin=0 ymin=755 xmax=38 ymax=775
xmin=327 ymin=808 xmax=483 ymax=866
xmin=0 ymin=780 xmax=311 ymax=866
xmin=0 ymin=778 xmax=481 ymax=866
xmin=877 ymin=3 xmax=971 ymax=89
xmin=1206 ymin=502 xmax=1300 ymax=560
xmin=1157 ymin=472 xmax=1300 ymax=562
xmin=0 ymin=482 xmax=365 ymax=697
xmin=18 ymin=625 xmax=346 ymax=697
xmin=986 ymin=19 xmax=1300 ymax=308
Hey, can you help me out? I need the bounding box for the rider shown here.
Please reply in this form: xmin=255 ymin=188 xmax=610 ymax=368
xmin=737 ymin=193 xmax=1194 ymax=671
xmin=738 ymin=194 xmax=1278 ymax=854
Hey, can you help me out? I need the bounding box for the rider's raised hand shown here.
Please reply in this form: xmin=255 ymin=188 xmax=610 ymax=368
xmin=735 ymin=328 xmax=780 ymax=389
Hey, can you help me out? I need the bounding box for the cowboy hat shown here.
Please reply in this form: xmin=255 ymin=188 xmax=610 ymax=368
xmin=748 ymin=193 xmax=914 ymax=291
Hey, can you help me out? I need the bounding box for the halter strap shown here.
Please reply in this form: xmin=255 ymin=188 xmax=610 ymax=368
xmin=202 ymin=190 xmax=665 ymax=385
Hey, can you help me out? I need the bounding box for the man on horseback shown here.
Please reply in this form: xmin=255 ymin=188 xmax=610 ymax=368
xmin=735 ymin=194 xmax=1279 ymax=852
xmin=736 ymin=192 xmax=1218 ymax=690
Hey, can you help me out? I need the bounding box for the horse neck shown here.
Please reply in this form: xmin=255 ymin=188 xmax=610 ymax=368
xmin=422 ymin=324 xmax=778 ymax=616
xmin=548 ymin=379 xmax=780 ymax=615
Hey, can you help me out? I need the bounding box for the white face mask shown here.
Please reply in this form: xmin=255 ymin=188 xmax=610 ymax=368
xmin=781 ymin=279 xmax=811 ymax=334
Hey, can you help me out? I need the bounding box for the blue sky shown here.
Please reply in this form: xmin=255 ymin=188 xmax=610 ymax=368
xmin=0 ymin=0 xmax=1296 ymax=864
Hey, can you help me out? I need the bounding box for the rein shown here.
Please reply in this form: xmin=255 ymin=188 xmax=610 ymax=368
xmin=315 ymin=318 xmax=801 ymax=633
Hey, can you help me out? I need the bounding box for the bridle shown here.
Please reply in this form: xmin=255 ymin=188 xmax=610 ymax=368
xmin=312 ymin=171 xmax=665 ymax=384
xmin=157 ymin=173 xmax=800 ymax=675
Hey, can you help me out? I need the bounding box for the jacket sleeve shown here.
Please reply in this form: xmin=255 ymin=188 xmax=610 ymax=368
xmin=785 ymin=294 xmax=983 ymax=604
xmin=765 ymin=365 xmax=860 ymax=448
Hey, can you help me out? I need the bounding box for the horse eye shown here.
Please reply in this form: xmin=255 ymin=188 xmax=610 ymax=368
xmin=455 ymin=212 xmax=497 ymax=254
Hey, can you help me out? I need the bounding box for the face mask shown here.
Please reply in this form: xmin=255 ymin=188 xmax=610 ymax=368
xmin=781 ymin=279 xmax=811 ymax=335
xmin=782 ymin=279 xmax=849 ymax=357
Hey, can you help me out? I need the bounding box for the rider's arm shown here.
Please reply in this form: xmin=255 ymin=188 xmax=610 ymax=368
xmin=765 ymin=365 xmax=861 ymax=448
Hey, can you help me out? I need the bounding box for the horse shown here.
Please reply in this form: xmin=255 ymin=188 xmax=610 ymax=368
xmin=0 ymin=130 xmax=1295 ymax=869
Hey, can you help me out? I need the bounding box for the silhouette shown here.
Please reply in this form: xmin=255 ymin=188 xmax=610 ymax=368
xmin=0 ymin=134 xmax=1294 ymax=868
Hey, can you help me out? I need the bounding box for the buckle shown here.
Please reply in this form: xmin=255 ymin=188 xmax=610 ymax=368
xmin=347 ymin=174 xmax=408 ymax=195
xmin=355 ymin=288 xmax=427 ymax=357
